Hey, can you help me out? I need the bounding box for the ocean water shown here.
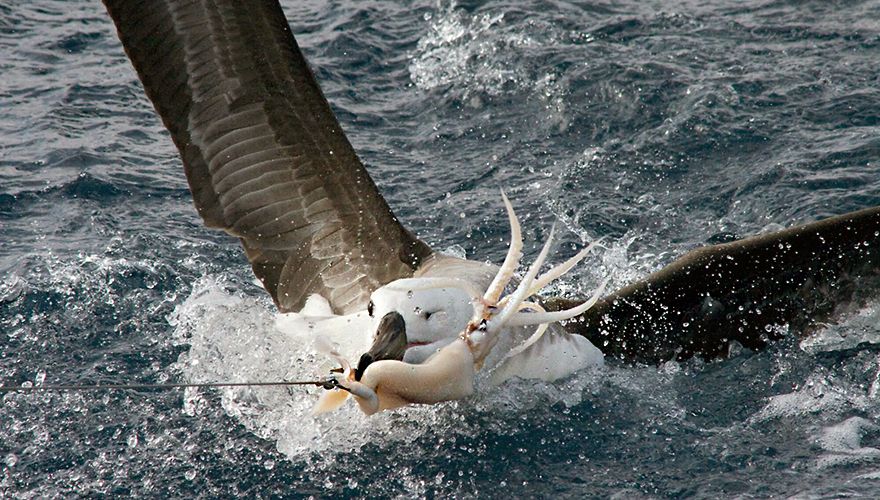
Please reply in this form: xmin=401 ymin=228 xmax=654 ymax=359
xmin=2 ymin=0 xmax=880 ymax=497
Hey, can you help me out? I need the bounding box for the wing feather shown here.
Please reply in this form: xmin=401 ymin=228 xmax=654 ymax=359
xmin=103 ymin=0 xmax=432 ymax=313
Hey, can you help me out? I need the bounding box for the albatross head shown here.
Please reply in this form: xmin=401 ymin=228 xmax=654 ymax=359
xmin=366 ymin=277 xmax=478 ymax=364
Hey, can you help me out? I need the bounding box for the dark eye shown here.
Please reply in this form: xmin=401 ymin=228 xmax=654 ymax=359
xmin=367 ymin=300 xmax=374 ymax=317
xmin=478 ymin=319 xmax=488 ymax=332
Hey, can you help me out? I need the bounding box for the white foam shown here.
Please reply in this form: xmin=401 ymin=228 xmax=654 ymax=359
xmin=815 ymin=417 xmax=880 ymax=469
xmin=749 ymin=372 xmax=872 ymax=424
xmin=168 ymin=276 xmax=606 ymax=465
xmin=408 ymin=2 xmax=540 ymax=99
xmin=799 ymin=303 xmax=880 ymax=355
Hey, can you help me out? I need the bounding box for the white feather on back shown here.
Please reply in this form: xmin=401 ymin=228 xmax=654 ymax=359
xmin=488 ymin=326 xmax=604 ymax=385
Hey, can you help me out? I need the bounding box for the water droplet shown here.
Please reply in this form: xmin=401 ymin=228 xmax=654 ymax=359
xmin=5 ymin=454 xmax=17 ymax=467
xmin=263 ymin=459 xmax=275 ymax=470
xmin=184 ymin=470 xmax=197 ymax=481
xmin=127 ymin=432 xmax=138 ymax=448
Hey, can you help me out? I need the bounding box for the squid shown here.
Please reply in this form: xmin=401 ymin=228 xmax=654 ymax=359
xmin=314 ymin=193 xmax=605 ymax=415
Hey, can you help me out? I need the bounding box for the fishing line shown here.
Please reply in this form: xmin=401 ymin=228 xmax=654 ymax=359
xmin=0 ymin=378 xmax=343 ymax=393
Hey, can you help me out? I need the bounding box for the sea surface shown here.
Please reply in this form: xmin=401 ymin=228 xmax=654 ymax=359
xmin=2 ymin=0 xmax=880 ymax=497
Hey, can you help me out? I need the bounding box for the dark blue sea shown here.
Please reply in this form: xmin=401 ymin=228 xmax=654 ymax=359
xmin=3 ymin=0 xmax=880 ymax=497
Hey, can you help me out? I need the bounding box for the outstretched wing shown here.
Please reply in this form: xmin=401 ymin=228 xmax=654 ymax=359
xmin=548 ymin=206 xmax=880 ymax=363
xmin=103 ymin=0 xmax=432 ymax=314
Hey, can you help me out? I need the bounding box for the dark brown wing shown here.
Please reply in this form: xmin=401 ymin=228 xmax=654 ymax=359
xmin=547 ymin=206 xmax=880 ymax=363
xmin=103 ymin=0 xmax=432 ymax=314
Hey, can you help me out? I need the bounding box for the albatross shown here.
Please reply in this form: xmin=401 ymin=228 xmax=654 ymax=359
xmin=101 ymin=0 xmax=880 ymax=412
xmin=100 ymin=0 xmax=609 ymax=410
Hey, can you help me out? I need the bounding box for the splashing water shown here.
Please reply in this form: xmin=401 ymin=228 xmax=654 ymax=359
xmin=3 ymin=0 xmax=880 ymax=496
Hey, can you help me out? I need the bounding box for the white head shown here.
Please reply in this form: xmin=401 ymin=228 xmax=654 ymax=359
xmin=367 ymin=277 xmax=478 ymax=363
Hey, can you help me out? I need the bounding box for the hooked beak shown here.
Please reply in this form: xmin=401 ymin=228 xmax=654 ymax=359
xmin=356 ymin=311 xmax=408 ymax=380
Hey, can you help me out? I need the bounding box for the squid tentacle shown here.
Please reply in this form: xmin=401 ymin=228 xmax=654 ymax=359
xmin=483 ymin=191 xmax=523 ymax=305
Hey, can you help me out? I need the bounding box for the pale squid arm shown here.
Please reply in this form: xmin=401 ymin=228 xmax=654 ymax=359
xmin=504 ymin=278 xmax=609 ymax=327
xmin=347 ymin=339 xmax=477 ymax=414
xmin=483 ymin=191 xmax=523 ymax=304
